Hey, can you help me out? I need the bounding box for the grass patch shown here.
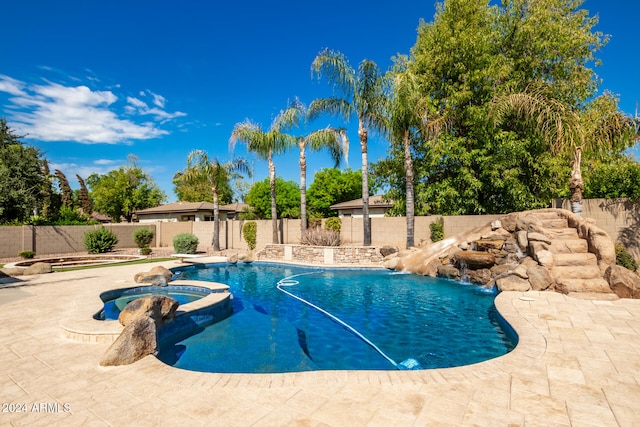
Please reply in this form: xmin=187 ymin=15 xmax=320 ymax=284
xmin=55 ymin=257 xmax=176 ymax=272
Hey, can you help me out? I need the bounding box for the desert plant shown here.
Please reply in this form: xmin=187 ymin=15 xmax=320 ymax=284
xmin=84 ymin=228 xmax=119 ymax=254
xmin=173 ymin=233 xmax=199 ymax=254
xmin=615 ymin=243 xmax=638 ymax=272
xmin=300 ymin=228 xmax=340 ymax=246
xmin=325 ymin=217 xmax=341 ymax=233
xmin=139 ymin=247 xmax=152 ymax=256
xmin=429 ymin=217 xmax=444 ymax=242
xmin=243 ymin=221 xmax=257 ymax=250
xmin=18 ymin=250 xmax=35 ymax=259
xmin=133 ymin=228 xmax=154 ymax=248
xmin=308 ymin=218 xmax=322 ymax=229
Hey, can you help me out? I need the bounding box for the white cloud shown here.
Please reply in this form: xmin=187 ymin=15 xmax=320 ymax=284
xmin=0 ymin=75 xmax=186 ymax=144
xmin=94 ymin=159 xmax=118 ymax=165
xmin=151 ymin=92 xmax=166 ymax=108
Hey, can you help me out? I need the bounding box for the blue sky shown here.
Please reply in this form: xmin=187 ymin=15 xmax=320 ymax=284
xmin=2 ymin=0 xmax=639 ymax=203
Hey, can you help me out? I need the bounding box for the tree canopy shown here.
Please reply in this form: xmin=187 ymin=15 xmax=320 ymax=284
xmin=246 ymin=177 xmax=300 ymax=219
xmin=373 ymin=0 xmax=637 ymax=215
xmin=307 ymin=168 xmax=366 ymax=218
xmin=0 ymin=119 xmax=46 ymax=223
xmin=87 ymin=163 xmax=166 ymax=222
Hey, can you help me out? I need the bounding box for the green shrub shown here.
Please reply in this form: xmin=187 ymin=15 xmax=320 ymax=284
xmin=429 ymin=217 xmax=444 ymax=242
xmin=300 ymin=228 xmax=340 ymax=246
xmin=139 ymin=247 xmax=152 ymax=256
xmin=324 ymin=217 xmax=341 ymax=233
xmin=242 ymin=221 xmax=257 ymax=250
xmin=173 ymin=233 xmax=199 ymax=254
xmin=84 ymin=228 xmax=119 ymax=254
xmin=18 ymin=250 xmax=36 ymax=259
xmin=133 ymin=228 xmax=154 ymax=248
xmin=615 ymin=243 xmax=638 ymax=272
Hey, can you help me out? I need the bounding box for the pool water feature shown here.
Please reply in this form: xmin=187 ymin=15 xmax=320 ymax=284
xmin=96 ymin=285 xmax=211 ymax=320
xmin=157 ymin=263 xmax=517 ymax=373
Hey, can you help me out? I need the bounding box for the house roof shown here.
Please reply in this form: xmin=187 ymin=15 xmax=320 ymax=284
xmin=135 ymin=201 xmax=236 ymax=215
xmin=330 ymin=195 xmax=394 ymax=210
xmin=219 ymin=202 xmax=250 ymax=213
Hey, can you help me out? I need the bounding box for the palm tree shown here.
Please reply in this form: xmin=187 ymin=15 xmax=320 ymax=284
xmin=491 ymin=87 xmax=637 ymax=214
xmin=230 ymin=114 xmax=297 ymax=244
xmin=387 ymin=66 xmax=446 ymax=248
xmin=176 ymin=150 xmax=250 ymax=251
xmin=309 ymin=49 xmax=388 ymax=246
xmin=274 ymin=98 xmax=349 ymax=232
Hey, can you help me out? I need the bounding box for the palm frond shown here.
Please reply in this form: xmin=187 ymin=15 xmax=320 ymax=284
xmin=311 ymin=48 xmax=356 ymax=97
xmin=308 ymin=97 xmax=353 ymax=122
xmin=272 ymin=97 xmax=306 ymax=132
xmin=305 ymin=127 xmax=349 ymax=167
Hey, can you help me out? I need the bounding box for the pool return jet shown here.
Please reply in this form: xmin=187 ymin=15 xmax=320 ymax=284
xmin=276 ymin=272 xmax=421 ymax=370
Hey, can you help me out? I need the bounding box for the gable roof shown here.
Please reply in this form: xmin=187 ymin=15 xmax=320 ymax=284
xmin=330 ymin=195 xmax=394 ymax=210
xmin=135 ymin=201 xmax=236 ymax=215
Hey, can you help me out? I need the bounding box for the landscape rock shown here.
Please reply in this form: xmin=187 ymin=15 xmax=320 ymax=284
xmin=467 ymin=268 xmax=492 ymax=287
xmin=496 ymin=275 xmax=531 ymax=292
xmin=605 ymin=265 xmax=640 ymax=298
xmin=134 ymin=266 xmax=173 ymax=286
xmin=474 ymin=239 xmax=504 ymax=251
xmin=534 ymin=250 xmax=554 ymax=267
xmin=0 ymin=268 xmax=24 ymax=277
xmin=527 ymin=265 xmax=554 ymax=291
xmin=100 ymin=317 xmax=157 ymax=366
xmin=437 ymin=264 xmax=461 ymax=280
xmin=383 ymin=257 xmax=400 ymax=270
xmin=516 ymin=230 xmax=529 ymax=250
xmin=527 ymin=232 xmax=552 ymax=245
xmin=379 ymin=245 xmax=399 ymax=258
xmin=24 ymin=262 xmax=52 ymax=275
xmin=118 ymin=295 xmax=179 ymax=328
xmin=453 ymin=251 xmax=496 ymax=269
xmin=226 ymin=253 xmax=238 ymax=264
xmin=238 ymin=253 xmax=253 ymax=263
xmin=500 ymin=213 xmax=518 ymax=233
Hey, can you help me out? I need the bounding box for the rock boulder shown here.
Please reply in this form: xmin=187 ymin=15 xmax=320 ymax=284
xmin=24 ymin=262 xmax=52 ymax=275
xmin=605 ymin=265 xmax=640 ymax=299
xmin=100 ymin=317 xmax=158 ymax=366
xmin=118 ymin=295 xmax=179 ymax=328
xmin=453 ymin=251 xmax=496 ymax=269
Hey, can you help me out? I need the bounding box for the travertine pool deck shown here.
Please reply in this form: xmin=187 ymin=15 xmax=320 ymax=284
xmin=1 ymin=259 xmax=639 ymax=426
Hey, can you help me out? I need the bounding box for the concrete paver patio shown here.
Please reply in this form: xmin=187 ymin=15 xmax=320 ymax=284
xmin=1 ymin=259 xmax=639 ymax=426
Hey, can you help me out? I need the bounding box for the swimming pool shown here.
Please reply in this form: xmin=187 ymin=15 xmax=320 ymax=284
xmin=96 ymin=285 xmax=211 ymax=320
xmin=157 ymin=263 xmax=517 ymax=373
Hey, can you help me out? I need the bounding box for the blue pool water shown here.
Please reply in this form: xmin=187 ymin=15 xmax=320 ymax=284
xmin=98 ymin=285 xmax=210 ymax=320
xmin=157 ymin=263 xmax=517 ymax=373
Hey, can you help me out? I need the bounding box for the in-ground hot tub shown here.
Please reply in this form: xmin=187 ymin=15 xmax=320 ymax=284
xmin=95 ymin=284 xmax=215 ymax=320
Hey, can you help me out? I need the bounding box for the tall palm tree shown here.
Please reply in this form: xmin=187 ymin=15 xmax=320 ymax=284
xmin=230 ymin=114 xmax=297 ymax=244
xmin=387 ymin=66 xmax=446 ymax=248
xmin=177 ymin=150 xmax=250 ymax=251
xmin=491 ymin=87 xmax=637 ymax=214
xmin=309 ymin=49 xmax=388 ymax=246
xmin=274 ymin=97 xmax=349 ymax=232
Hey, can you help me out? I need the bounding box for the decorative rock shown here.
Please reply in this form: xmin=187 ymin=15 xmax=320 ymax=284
xmin=534 ymin=249 xmax=554 ymax=267
xmin=501 ymin=213 xmax=518 ymax=233
xmin=437 ymin=264 xmax=461 ymax=280
xmin=238 ymin=253 xmax=253 ymax=263
xmin=516 ymin=215 xmax=544 ymax=233
xmin=491 ymin=220 xmax=502 ymax=230
xmin=23 ymin=262 xmax=52 ymax=275
xmin=604 ymin=265 xmax=640 ymax=298
xmin=467 ymin=269 xmax=492 ymax=287
xmin=134 ymin=266 xmax=173 ymax=286
xmin=0 ymin=267 xmax=24 ymax=277
xmin=491 ymin=264 xmax=513 ymax=276
xmin=383 ymin=257 xmax=400 ymax=270
xmin=512 ymin=264 xmax=529 ymax=279
xmin=474 ymin=239 xmax=504 ymax=251
xmin=588 ymin=228 xmax=616 ymax=272
xmin=527 ymin=232 xmax=552 ymax=245
xmin=100 ymin=317 xmax=157 ymax=366
xmin=496 ymin=275 xmax=531 ymax=292
xmin=453 ymin=251 xmax=496 ymax=269
xmin=516 ymin=230 xmax=528 ymax=251
xmin=118 ymin=295 xmax=179 ymax=328
xmin=527 ymin=265 xmax=554 ymax=291
xmin=459 ymin=242 xmax=469 ymax=250
xmin=226 ymin=253 xmax=238 ymax=264
xmin=379 ymin=245 xmax=399 ymax=258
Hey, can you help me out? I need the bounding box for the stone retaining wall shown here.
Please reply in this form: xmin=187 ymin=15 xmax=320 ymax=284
xmin=256 ymin=244 xmax=383 ymax=266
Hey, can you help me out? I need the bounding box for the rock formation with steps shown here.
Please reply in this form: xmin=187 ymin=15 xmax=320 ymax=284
xmin=383 ymin=208 xmax=637 ymax=298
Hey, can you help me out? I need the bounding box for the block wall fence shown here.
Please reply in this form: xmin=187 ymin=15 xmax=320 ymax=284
xmin=1 ymin=198 xmax=638 ymax=260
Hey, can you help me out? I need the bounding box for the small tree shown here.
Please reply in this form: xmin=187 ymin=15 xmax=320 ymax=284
xmin=242 ymin=221 xmax=257 ymax=250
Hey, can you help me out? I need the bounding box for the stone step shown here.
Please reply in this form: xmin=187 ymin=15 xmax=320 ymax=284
xmin=545 ymin=228 xmax=579 ymax=239
xmin=551 ymin=264 xmax=602 ymax=280
xmin=553 ymin=252 xmax=597 ymax=266
xmin=555 ymin=278 xmax=612 ymax=294
xmin=540 ymin=218 xmax=568 ymax=229
xmin=549 ymin=239 xmax=589 ymax=254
